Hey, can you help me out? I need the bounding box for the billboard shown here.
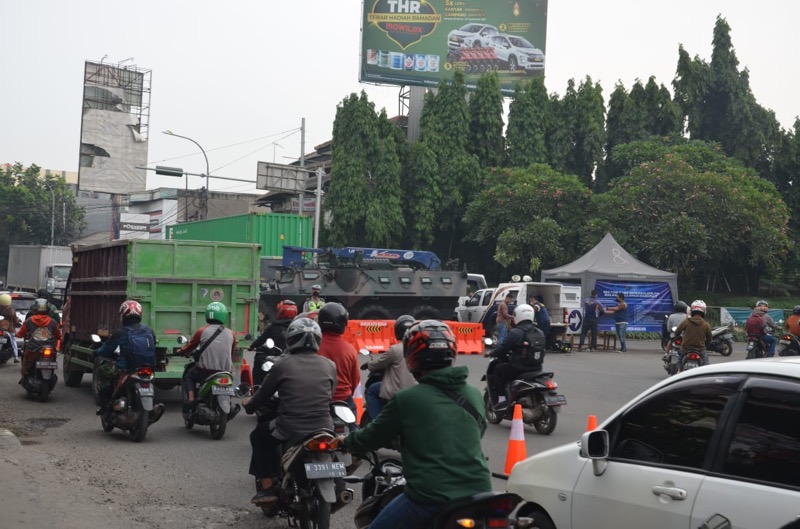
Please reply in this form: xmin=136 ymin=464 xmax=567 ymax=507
xmin=594 ymin=281 xmax=675 ymax=333
xmin=360 ymin=0 xmax=548 ymax=94
xmin=78 ymin=61 xmax=151 ymax=195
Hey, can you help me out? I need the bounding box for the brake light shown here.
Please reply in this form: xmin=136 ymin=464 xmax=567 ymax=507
xmin=305 ymin=436 xmax=336 ymax=452
xmin=545 ymin=380 xmax=557 ymax=390
xmin=488 ymin=519 xmax=509 ymax=528
xmin=674 ymin=338 xmax=682 ymax=346
xmin=42 ymin=348 xmax=53 ymax=358
xmin=218 ymin=377 xmax=230 ymax=385
xmin=137 ymin=366 xmax=154 ymax=377
xmin=783 ymin=334 xmax=792 ymax=341
xmin=457 ymin=520 xmax=476 ymax=528
xmin=687 ymin=352 xmax=701 ymax=361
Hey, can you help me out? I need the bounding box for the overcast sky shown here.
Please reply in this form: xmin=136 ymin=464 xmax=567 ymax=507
xmin=2 ymin=1 xmax=798 ymax=195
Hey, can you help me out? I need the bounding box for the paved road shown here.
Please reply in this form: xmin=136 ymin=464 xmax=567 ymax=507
xmin=0 ymin=340 xmax=744 ymax=528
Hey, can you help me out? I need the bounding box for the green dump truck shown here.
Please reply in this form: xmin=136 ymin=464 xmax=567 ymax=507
xmin=61 ymin=239 xmax=260 ymax=390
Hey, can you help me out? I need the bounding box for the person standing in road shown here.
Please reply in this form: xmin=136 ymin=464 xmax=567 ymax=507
xmin=578 ymin=290 xmax=604 ymax=351
xmin=605 ymin=293 xmax=629 ymax=353
xmin=496 ymin=292 xmax=515 ymax=344
xmin=302 ymin=284 xmax=326 ymax=313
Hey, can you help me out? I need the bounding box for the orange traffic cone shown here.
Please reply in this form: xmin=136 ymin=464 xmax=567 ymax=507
xmin=587 ymin=415 xmax=598 ymax=431
xmin=240 ymin=358 xmax=253 ymax=388
xmin=353 ymin=383 xmax=364 ymax=423
xmin=504 ymin=404 xmax=527 ymax=475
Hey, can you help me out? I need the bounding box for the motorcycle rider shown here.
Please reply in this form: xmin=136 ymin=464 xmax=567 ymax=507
xmin=363 ymin=314 xmax=417 ymax=420
xmin=242 ymin=317 xmax=336 ymax=504
xmin=0 ymin=316 xmax=19 ymax=364
xmin=0 ymin=293 xmax=21 ymax=363
xmin=248 ymin=300 xmax=297 ymax=386
xmin=785 ymin=305 xmax=800 ymax=339
xmin=485 ymin=304 xmax=546 ymax=411
xmin=302 ymin=284 xmax=326 ymax=313
xmin=747 ymin=300 xmax=777 ymax=357
xmin=179 ymin=301 xmax=237 ymax=413
xmin=16 ymin=298 xmax=61 ymax=383
xmin=32 ymin=289 xmax=61 ymax=324
xmin=317 ymin=302 xmax=360 ymax=415
xmin=335 ymin=320 xmax=492 ymax=529
xmin=674 ymin=299 xmax=713 ymax=365
xmin=92 ymin=301 xmax=162 ymax=418
xmin=662 ymin=301 xmax=689 ymax=361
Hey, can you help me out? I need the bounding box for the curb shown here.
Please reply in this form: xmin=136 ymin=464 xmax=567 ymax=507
xmin=0 ymin=427 xmax=21 ymax=448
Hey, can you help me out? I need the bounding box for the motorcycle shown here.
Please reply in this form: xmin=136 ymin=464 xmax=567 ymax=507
xmin=21 ymin=343 xmax=58 ymax=402
xmin=746 ymin=335 xmax=768 ymax=359
xmin=707 ymin=325 xmax=735 ymax=356
xmin=0 ymin=325 xmax=15 ymax=365
xmin=778 ymin=333 xmax=800 ymax=356
xmin=481 ymin=341 xmax=566 ymax=435
xmin=662 ymin=333 xmax=683 ymax=376
xmin=681 ymin=348 xmax=704 ymax=371
xmin=96 ymin=358 xmax=165 ymax=442
xmin=343 ymin=450 xmax=531 ymax=529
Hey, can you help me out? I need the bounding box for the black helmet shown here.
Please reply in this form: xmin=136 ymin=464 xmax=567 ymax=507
xmin=318 ymin=302 xmax=349 ymax=334
xmin=403 ymin=320 xmax=457 ymax=375
xmin=36 ymin=289 xmax=52 ymax=301
xmin=793 ymin=305 xmax=800 ymax=315
xmin=674 ymin=301 xmax=688 ymax=314
xmin=285 ymin=317 xmax=323 ymax=353
xmin=33 ymin=298 xmax=50 ymax=315
xmin=394 ymin=315 xmax=415 ymax=342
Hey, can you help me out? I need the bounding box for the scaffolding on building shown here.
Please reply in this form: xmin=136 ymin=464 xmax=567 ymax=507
xmin=82 ymin=59 xmax=152 ymax=140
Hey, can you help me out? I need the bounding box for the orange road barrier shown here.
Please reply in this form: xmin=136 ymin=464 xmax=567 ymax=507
xmin=443 ymin=321 xmax=485 ymax=354
xmin=240 ymin=357 xmax=253 ymax=388
xmin=504 ymin=404 xmax=528 ymax=475
xmin=345 ymin=320 xmax=393 ymax=353
xmin=353 ymin=383 xmax=365 ymax=423
xmin=587 ymin=414 xmax=598 ymax=431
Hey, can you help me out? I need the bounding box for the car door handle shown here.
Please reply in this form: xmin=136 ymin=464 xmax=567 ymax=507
xmin=652 ymin=486 xmax=687 ymax=500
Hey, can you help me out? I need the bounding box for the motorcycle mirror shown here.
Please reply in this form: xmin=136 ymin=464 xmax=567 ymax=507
xmin=483 ymin=337 xmax=493 ymax=346
xmin=333 ymin=404 xmax=356 ymax=424
xmin=671 ymin=326 xmax=677 ymax=332
xmin=358 ymin=348 xmax=371 ymax=356
xmin=262 ymin=361 xmax=274 ymax=372
xmin=522 ymin=275 xmax=532 ymax=282
xmin=244 ymin=333 xmax=253 ymax=340
xmin=266 ymin=338 xmax=275 ymax=349
xmin=234 ymin=383 xmax=251 ymax=397
xmin=91 ymin=334 xmax=101 ymax=343
xmin=176 ymin=335 xmax=188 ymax=345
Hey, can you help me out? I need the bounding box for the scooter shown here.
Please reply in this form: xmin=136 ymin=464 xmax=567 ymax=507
xmin=746 ymin=335 xmax=768 ymax=359
xmin=21 ymin=343 xmax=58 ymax=402
xmin=96 ymin=358 xmax=165 ymax=442
xmin=662 ymin=332 xmax=683 ymax=376
xmin=344 ymin=451 xmax=532 ymax=529
xmin=707 ymin=325 xmax=735 ymax=356
xmin=481 ymin=341 xmax=566 ymax=435
xmin=778 ymin=333 xmax=800 ymax=356
xmin=0 ymin=325 xmax=15 ymax=365
xmin=681 ymin=348 xmax=704 ymax=371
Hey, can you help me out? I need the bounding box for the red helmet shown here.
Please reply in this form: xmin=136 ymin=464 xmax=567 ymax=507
xmin=277 ymin=300 xmax=298 ymax=320
xmin=403 ymin=320 xmax=457 ymax=375
xmin=119 ymin=300 xmax=143 ymax=320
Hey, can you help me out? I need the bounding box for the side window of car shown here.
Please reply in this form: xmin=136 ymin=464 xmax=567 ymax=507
xmin=721 ymin=379 xmax=800 ymax=488
xmin=606 ymin=375 xmax=745 ymax=469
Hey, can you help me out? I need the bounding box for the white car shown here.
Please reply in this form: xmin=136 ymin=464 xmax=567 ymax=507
xmin=508 ymin=358 xmax=800 ymax=529
xmin=447 ymin=23 xmax=499 ymax=51
xmin=488 ymin=34 xmax=544 ymax=73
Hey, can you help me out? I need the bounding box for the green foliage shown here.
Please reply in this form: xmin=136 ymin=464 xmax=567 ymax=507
xmin=594 ymin=140 xmax=791 ymax=287
xmin=468 ymin=72 xmax=505 ymax=168
xmin=506 ymin=78 xmax=549 ymax=168
xmin=403 ymin=142 xmax=440 ymax=248
xmin=0 ymin=162 xmax=86 ymax=271
xmin=464 ymin=164 xmax=592 ymax=272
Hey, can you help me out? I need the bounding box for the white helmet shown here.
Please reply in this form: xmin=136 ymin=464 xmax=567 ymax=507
xmin=513 ymin=303 xmax=536 ymax=325
xmin=690 ymin=300 xmax=707 ymax=316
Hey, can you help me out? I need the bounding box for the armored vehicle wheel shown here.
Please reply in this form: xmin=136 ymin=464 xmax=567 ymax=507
xmin=355 ymin=305 xmax=391 ymax=320
xmin=411 ymin=305 xmax=441 ymax=320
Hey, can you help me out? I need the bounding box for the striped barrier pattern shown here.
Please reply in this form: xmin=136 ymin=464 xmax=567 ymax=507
xmin=343 ymin=320 xmax=485 ymax=355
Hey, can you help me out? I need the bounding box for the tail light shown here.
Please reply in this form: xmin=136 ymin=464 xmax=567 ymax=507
xmin=42 ymin=347 xmax=53 ymax=358
xmin=545 ymin=379 xmax=557 ymax=390
xmin=488 ymin=495 xmax=518 ymax=514
xmin=783 ymin=334 xmax=792 ymax=341
xmin=457 ymin=520 xmax=477 ymax=528
xmin=687 ymin=352 xmax=701 ymax=361
xmin=137 ymin=366 xmax=154 ymax=377
xmin=218 ymin=377 xmax=230 ymax=385
xmin=674 ymin=338 xmax=682 ymax=346
xmin=305 ymin=435 xmax=336 ymax=452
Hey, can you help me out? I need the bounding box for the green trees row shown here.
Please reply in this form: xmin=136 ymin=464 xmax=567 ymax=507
xmin=0 ymin=163 xmax=86 ymax=274
xmin=323 ymin=16 xmax=797 ymax=291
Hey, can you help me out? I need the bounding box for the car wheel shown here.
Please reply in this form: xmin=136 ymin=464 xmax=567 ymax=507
xmin=519 ymin=507 xmax=557 ymax=529
xmin=508 ymin=56 xmax=518 ymax=72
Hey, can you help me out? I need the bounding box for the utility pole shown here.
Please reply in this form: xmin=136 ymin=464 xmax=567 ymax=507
xmin=299 ymin=117 xmax=305 ymax=247
xmin=313 ymin=166 xmax=323 ymax=249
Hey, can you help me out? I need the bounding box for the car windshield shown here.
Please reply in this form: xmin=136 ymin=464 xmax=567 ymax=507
xmin=458 ymin=24 xmax=482 ymax=33
xmin=508 ymin=36 xmax=536 ymax=50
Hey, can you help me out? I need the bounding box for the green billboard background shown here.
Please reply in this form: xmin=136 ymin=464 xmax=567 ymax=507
xmin=360 ymin=0 xmax=548 ymax=94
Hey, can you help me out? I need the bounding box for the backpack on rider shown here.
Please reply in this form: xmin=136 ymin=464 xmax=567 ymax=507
xmin=745 ymin=313 xmax=765 ymax=337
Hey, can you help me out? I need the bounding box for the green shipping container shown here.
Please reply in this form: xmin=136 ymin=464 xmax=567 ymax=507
xmin=166 ymin=213 xmax=311 ymax=258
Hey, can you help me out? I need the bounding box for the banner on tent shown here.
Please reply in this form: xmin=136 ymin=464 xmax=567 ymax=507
xmin=594 ymin=281 xmax=674 ymax=333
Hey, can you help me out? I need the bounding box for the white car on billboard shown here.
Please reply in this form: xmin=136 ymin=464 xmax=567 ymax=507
xmin=507 ymin=358 xmax=800 ymax=529
xmin=447 ymin=23 xmax=499 ymax=51
xmin=488 ymin=34 xmax=544 ymax=73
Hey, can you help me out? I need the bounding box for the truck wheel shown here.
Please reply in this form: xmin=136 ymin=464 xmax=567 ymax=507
xmin=355 ymin=305 xmax=391 ymax=320
xmin=411 ymin=305 xmax=441 ymax=320
xmin=63 ymin=347 xmax=84 ymax=387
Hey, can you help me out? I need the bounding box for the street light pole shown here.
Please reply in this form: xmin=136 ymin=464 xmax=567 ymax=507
xmin=163 ymin=130 xmax=210 ymax=219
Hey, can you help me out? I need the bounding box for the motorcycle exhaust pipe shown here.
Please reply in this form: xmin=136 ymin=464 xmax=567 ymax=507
xmin=338 ymin=488 xmax=354 ymax=504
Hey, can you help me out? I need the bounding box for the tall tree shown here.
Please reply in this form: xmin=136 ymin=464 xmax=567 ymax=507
xmin=642 ymin=76 xmax=682 ymax=136
xmin=0 ymin=163 xmax=85 ymax=271
xmin=468 ymin=72 xmax=505 ymax=168
xmin=600 ymin=82 xmax=645 ymax=188
xmin=403 ymin=142 xmax=440 ymax=248
xmin=505 ymin=77 xmax=549 ymax=168
xmin=365 ymin=117 xmax=406 ymax=246
xmin=571 ymin=76 xmax=606 ymax=189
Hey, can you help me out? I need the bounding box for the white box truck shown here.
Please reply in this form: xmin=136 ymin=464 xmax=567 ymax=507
xmin=5 ymin=245 xmax=73 ymax=305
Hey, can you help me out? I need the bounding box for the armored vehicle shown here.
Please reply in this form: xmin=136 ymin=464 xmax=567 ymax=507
xmin=260 ymin=246 xmax=469 ymax=321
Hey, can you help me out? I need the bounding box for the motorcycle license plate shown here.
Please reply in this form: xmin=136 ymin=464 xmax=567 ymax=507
xmin=36 ymin=361 xmax=58 ymax=369
xmin=137 ymin=386 xmax=154 ymax=396
xmin=212 ymin=385 xmax=235 ymax=396
xmin=544 ymin=394 xmax=567 ymax=406
xmin=0 ymin=337 xmax=7 ymax=344
xmin=304 ymin=461 xmax=346 ymax=479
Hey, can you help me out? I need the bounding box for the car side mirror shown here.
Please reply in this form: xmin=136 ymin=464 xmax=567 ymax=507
xmin=266 ymin=338 xmax=275 ymax=349
xmin=177 ymin=335 xmax=188 ymax=345
xmin=580 ymin=429 xmax=609 ymax=476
